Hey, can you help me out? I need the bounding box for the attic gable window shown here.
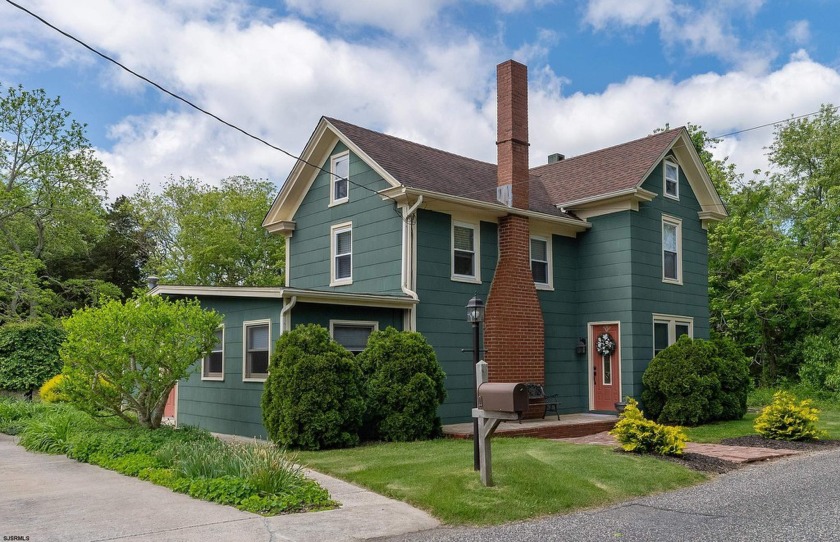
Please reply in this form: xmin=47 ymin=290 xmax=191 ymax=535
xmin=664 ymin=159 xmax=679 ymax=200
xmin=331 ymin=222 xmax=353 ymax=286
xmin=330 ymin=152 xmax=350 ymax=206
xmin=452 ymin=221 xmax=480 ymax=283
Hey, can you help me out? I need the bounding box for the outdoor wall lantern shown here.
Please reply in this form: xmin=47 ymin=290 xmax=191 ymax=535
xmin=576 ymin=338 xmax=587 ymax=355
xmin=466 ymin=296 xmax=485 ymax=472
xmin=466 ymin=296 xmax=485 ymax=324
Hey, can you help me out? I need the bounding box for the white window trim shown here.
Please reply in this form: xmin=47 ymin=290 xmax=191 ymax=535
xmin=529 ymin=235 xmax=553 ymax=291
xmin=330 ymin=222 xmax=353 ymax=286
xmin=201 ymin=325 xmax=225 ymax=381
xmin=652 ymin=314 xmax=694 ymax=358
xmin=329 ymin=320 xmax=379 ymax=353
xmin=662 ymin=215 xmax=683 ymax=285
xmin=451 ymin=220 xmax=481 ymax=284
xmin=664 ymin=158 xmax=680 ymax=200
xmin=329 ymin=151 xmax=350 ymax=207
xmin=242 ymin=319 xmax=271 ymax=383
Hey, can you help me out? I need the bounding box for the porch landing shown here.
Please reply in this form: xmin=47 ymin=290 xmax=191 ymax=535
xmin=443 ymin=413 xmax=618 ymax=440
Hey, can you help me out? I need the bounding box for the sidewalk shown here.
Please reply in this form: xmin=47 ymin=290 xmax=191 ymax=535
xmin=0 ymin=434 xmax=439 ymax=542
xmin=560 ymin=431 xmax=800 ymax=463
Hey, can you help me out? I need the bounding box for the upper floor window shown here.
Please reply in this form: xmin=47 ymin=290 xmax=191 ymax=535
xmin=530 ymin=236 xmax=552 ymax=289
xmin=331 ymin=222 xmax=352 ymax=285
xmin=243 ymin=320 xmax=270 ymax=381
xmin=202 ymin=326 xmax=224 ymax=381
xmin=662 ymin=215 xmax=682 ymax=284
xmin=452 ymin=221 xmax=480 ymax=282
xmin=653 ymin=315 xmax=693 ymax=357
xmin=330 ymin=152 xmax=350 ymax=206
xmin=664 ymin=159 xmax=679 ymax=200
xmin=330 ymin=320 xmax=378 ymax=354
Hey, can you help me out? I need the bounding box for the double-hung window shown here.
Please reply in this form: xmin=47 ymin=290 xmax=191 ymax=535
xmin=452 ymin=222 xmax=479 ymax=282
xmin=243 ymin=320 xmax=270 ymax=381
xmin=331 ymin=222 xmax=352 ymax=285
xmin=330 ymin=152 xmax=349 ymax=206
xmin=330 ymin=321 xmax=378 ymax=354
xmin=653 ymin=315 xmax=693 ymax=357
xmin=662 ymin=215 xmax=682 ymax=284
xmin=202 ymin=327 xmax=224 ymax=380
xmin=530 ymin=236 xmax=551 ymax=289
xmin=664 ymin=159 xmax=679 ymax=199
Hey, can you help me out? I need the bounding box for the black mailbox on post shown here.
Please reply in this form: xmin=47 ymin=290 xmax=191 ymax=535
xmin=477 ymin=382 xmax=529 ymax=416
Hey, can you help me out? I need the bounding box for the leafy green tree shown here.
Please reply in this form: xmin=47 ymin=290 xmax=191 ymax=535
xmin=60 ymin=295 xmax=222 ymax=428
xmin=0 ymin=84 xmax=108 ymax=319
xmin=133 ymin=176 xmax=284 ymax=286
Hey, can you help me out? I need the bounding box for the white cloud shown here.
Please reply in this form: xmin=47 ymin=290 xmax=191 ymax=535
xmin=584 ymin=0 xmax=775 ymax=73
xmin=787 ymin=20 xmax=810 ymax=46
xmin=283 ymin=0 xmax=452 ymax=36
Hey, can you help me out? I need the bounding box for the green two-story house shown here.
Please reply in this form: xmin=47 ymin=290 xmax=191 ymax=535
xmin=155 ymin=60 xmax=726 ymax=438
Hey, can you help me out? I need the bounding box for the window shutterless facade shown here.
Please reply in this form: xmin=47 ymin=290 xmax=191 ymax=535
xmin=530 ymin=236 xmax=551 ymax=289
xmin=243 ymin=320 xmax=270 ymax=381
xmin=330 ymin=152 xmax=350 ymax=206
xmin=652 ymin=314 xmax=693 ymax=357
xmin=452 ymin=221 xmax=479 ymax=282
xmin=330 ymin=320 xmax=379 ymax=354
xmin=331 ymin=222 xmax=352 ymax=285
xmin=202 ymin=326 xmax=224 ymax=380
xmin=662 ymin=215 xmax=682 ymax=284
xmin=664 ymin=159 xmax=679 ymax=199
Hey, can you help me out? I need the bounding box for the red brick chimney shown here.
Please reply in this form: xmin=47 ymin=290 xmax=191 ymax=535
xmin=484 ymin=60 xmax=546 ymax=397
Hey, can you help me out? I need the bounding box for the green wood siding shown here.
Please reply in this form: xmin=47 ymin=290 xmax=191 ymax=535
xmin=176 ymin=297 xmax=282 ymax=439
xmin=540 ymin=235 xmax=588 ymax=412
xmin=415 ymin=210 xmax=496 ymax=424
xmin=290 ymin=302 xmax=404 ymax=332
xmin=289 ymin=142 xmax=402 ymax=294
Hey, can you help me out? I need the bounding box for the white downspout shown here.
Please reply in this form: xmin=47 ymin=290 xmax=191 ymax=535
xmin=281 ymin=295 xmax=297 ymax=334
xmin=401 ymin=196 xmax=423 ymax=331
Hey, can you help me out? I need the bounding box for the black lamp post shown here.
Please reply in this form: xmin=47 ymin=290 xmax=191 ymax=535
xmin=466 ymin=296 xmax=485 ymax=471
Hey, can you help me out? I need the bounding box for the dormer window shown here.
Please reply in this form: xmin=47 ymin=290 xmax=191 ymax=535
xmin=664 ymin=159 xmax=679 ymax=200
xmin=330 ymin=152 xmax=349 ymax=206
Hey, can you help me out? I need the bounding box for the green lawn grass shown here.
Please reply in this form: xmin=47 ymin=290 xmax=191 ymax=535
xmin=298 ymin=437 xmax=705 ymax=525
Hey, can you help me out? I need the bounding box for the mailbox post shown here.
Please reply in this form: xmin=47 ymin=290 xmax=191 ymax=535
xmin=471 ymin=361 xmax=528 ymax=486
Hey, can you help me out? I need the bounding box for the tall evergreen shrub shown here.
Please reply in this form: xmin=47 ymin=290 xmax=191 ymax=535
xmin=357 ymin=327 xmax=446 ymax=441
xmin=261 ymin=324 xmax=364 ymax=450
xmin=0 ymin=321 xmax=65 ymax=395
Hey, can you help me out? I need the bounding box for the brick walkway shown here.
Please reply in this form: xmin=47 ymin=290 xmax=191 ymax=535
xmin=561 ymin=431 xmax=800 ymax=463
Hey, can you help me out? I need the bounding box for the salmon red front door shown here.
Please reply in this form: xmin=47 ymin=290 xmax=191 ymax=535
xmin=591 ymin=323 xmax=621 ymax=411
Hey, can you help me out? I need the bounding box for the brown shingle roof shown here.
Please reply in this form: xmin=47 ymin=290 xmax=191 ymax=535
xmin=326 ymin=117 xmax=682 ymax=215
xmin=532 ymin=129 xmax=683 ymax=205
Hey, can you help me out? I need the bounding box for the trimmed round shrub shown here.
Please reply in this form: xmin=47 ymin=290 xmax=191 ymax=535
xmin=357 ymin=327 xmax=446 ymax=442
xmin=261 ymin=324 xmax=365 ymax=450
xmin=754 ymin=391 xmax=822 ymax=441
xmin=0 ymin=321 xmax=65 ymax=394
xmin=642 ymin=334 xmax=750 ymax=426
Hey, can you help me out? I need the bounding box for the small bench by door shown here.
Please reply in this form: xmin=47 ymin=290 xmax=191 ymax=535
xmin=524 ymin=383 xmax=560 ymax=421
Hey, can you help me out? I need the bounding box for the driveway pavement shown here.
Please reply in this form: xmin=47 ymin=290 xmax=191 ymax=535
xmin=0 ymin=434 xmax=438 ymax=542
xmin=387 ymin=448 xmax=840 ymax=541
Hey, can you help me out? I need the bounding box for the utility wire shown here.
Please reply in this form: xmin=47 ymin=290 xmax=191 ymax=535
xmin=2 ymin=0 xmax=395 ymax=207
xmin=710 ymin=105 xmax=838 ymax=140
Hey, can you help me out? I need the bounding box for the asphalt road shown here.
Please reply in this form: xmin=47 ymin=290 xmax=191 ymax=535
xmin=389 ymin=448 xmax=840 ymax=542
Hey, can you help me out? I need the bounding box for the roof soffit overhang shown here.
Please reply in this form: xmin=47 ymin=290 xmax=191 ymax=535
xmin=263 ymin=118 xmax=403 ymax=229
xmin=379 ymin=186 xmax=591 ymax=237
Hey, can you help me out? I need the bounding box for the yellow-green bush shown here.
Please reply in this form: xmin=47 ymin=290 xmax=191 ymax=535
xmin=39 ymin=374 xmax=68 ymax=403
xmin=609 ymin=398 xmax=686 ymax=456
xmin=754 ymin=391 xmax=822 ymax=441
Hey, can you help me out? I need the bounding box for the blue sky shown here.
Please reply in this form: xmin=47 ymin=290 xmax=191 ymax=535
xmin=2 ymin=0 xmax=839 ymax=198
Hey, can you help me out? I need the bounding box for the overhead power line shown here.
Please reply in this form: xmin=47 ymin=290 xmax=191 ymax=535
xmin=710 ymin=105 xmax=838 ymax=140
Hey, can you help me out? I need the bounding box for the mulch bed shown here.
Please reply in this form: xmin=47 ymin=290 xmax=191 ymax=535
xmin=720 ymin=435 xmax=840 ymax=451
xmin=662 ymin=452 xmax=741 ymax=474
